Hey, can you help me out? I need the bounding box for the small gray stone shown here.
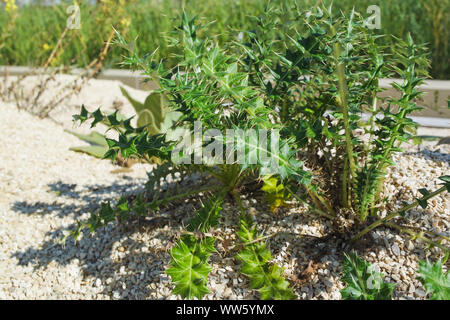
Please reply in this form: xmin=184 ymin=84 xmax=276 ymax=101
xmin=415 ymin=288 xmax=427 ymax=297
xmin=391 ymin=243 xmax=401 ymax=256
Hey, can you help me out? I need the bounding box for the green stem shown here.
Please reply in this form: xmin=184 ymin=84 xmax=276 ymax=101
xmin=306 ymin=188 xmax=325 ymax=212
xmin=367 ymin=94 xmax=377 ymax=149
xmin=309 ymin=187 xmax=335 ymax=215
xmin=154 ymin=184 xmax=224 ymax=206
xmin=371 ymin=75 xmax=418 ymax=213
xmin=286 ymin=186 xmax=335 ymax=220
xmin=395 ymin=225 xmax=450 ymax=242
xmin=384 ymin=222 xmax=450 ymax=254
xmin=352 ymin=186 xmax=447 ymax=242
xmin=341 ymin=156 xmax=349 ymax=207
xmin=332 ymin=27 xmax=355 ymax=207
xmin=370 ymin=108 xmax=409 ymax=216
xmin=364 ymin=94 xmax=378 ymax=217
xmin=231 ymin=190 xmax=246 ymax=216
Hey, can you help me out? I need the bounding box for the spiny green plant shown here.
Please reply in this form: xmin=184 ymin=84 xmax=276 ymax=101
xmin=67 ymin=84 xmax=179 ymax=161
xmin=340 ymin=252 xmax=395 ymax=300
xmin=69 ymin=11 xmax=301 ymax=300
xmin=237 ymin=212 xmax=296 ymax=299
xmin=66 ymin=102 xmax=174 ymax=173
xmin=166 ymin=196 xmax=223 ymax=299
xmin=68 ymin=4 xmax=449 ymax=300
xmin=340 ymin=254 xmax=450 ymax=300
xmin=235 ymin=3 xmax=449 ymax=249
xmin=417 ymin=259 xmax=450 ymax=300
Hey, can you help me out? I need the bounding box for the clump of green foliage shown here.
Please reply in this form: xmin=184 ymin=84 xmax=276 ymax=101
xmin=340 ymin=253 xmax=450 ymax=300
xmin=66 ymin=86 xmax=176 ymax=161
xmin=68 ymin=3 xmax=449 ymax=300
xmin=417 ymin=259 xmax=450 ymax=300
xmin=340 ymin=252 xmax=395 ymax=300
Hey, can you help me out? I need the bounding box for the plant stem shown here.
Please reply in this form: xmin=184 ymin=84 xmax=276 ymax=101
xmin=286 ymin=186 xmax=335 ymax=220
xmin=341 ymin=156 xmax=349 ymax=207
xmin=154 ymin=184 xmax=223 ymax=206
xmin=332 ymin=27 xmax=355 ymax=207
xmin=384 ymin=222 xmax=450 ymax=254
xmin=371 ymin=107 xmax=408 ymax=208
xmin=308 ymin=187 xmax=335 ymax=215
xmin=395 ymin=225 xmax=450 ymax=242
xmin=367 ymin=94 xmax=377 ymax=148
xmin=243 ymin=232 xmax=277 ymax=245
xmin=352 ymin=186 xmax=447 ymax=241
xmin=231 ymin=190 xmax=246 ymax=216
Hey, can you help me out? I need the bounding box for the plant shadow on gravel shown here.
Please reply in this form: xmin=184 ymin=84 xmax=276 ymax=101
xmin=9 ymin=179 xmax=182 ymax=299
xmin=403 ymin=148 xmax=450 ymax=163
xmin=7 ymin=178 xmax=337 ymax=299
xmin=11 ymin=179 xmax=142 ymax=218
xmin=9 ymin=176 xmax=446 ymax=299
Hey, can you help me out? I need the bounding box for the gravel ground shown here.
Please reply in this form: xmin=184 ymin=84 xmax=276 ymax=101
xmin=0 ymin=76 xmax=448 ymax=300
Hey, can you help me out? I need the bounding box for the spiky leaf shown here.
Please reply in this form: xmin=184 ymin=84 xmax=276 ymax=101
xmin=340 ymin=252 xmax=395 ymax=300
xmin=166 ymin=235 xmax=215 ymax=299
xmin=354 ymin=166 xmax=383 ymax=221
xmin=261 ymin=176 xmax=291 ymax=212
xmin=438 ymin=175 xmax=450 ymax=192
xmin=417 ymin=259 xmax=450 ymax=300
xmin=187 ymin=197 xmax=223 ymax=232
xmin=237 ymin=214 xmax=296 ymax=300
xmin=167 ymin=197 xmax=223 ymax=299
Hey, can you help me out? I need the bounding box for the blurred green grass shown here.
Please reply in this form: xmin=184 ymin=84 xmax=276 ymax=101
xmin=0 ymin=0 xmax=448 ymax=79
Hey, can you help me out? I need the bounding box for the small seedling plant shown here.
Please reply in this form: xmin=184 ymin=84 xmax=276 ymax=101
xmin=340 ymin=252 xmax=395 ymax=300
xmin=69 ymin=4 xmax=450 ymax=300
xmin=340 ymin=253 xmax=449 ymax=300
xmin=417 ymin=259 xmax=450 ymax=300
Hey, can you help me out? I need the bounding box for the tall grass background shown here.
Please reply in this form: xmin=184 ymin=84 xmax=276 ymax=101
xmin=0 ymin=0 xmax=448 ymax=79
